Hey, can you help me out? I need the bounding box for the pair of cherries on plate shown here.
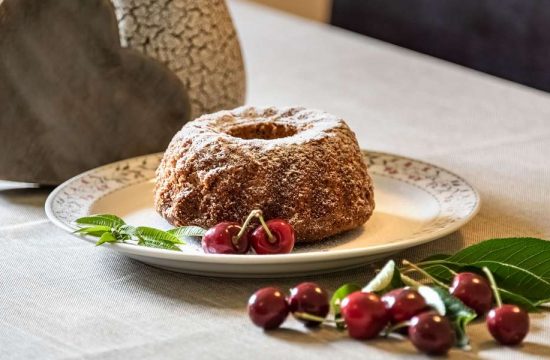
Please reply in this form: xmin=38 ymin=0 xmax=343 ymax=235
xmin=201 ymin=210 xmax=295 ymax=255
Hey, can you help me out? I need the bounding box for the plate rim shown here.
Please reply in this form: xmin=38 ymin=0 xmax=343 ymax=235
xmin=45 ymin=150 xmax=481 ymax=265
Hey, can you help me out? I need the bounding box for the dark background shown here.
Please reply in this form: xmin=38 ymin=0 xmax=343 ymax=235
xmin=331 ymin=0 xmax=550 ymax=92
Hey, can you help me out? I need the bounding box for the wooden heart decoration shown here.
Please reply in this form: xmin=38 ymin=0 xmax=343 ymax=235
xmin=0 ymin=0 xmax=190 ymax=185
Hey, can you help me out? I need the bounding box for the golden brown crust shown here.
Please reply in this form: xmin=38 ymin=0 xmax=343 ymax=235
xmin=154 ymin=106 xmax=375 ymax=242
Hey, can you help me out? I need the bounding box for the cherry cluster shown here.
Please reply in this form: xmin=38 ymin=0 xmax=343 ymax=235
xmin=202 ymin=210 xmax=295 ymax=255
xmin=248 ymin=282 xmax=330 ymax=329
xmin=247 ymin=272 xmax=530 ymax=355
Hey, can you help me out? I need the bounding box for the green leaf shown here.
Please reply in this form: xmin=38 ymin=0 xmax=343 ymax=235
xmin=417 ymin=286 xmax=446 ymax=316
xmin=96 ymin=214 xmax=125 ymax=225
xmin=96 ymin=232 xmax=117 ymax=246
xmin=74 ymin=214 xmax=187 ymax=252
xmin=117 ymin=224 xmax=137 ymax=238
xmin=135 ymin=226 xmax=184 ymax=244
xmin=499 ymin=288 xmax=539 ymax=312
xmin=138 ymin=238 xmax=181 ymax=251
xmin=431 ymin=286 xmax=476 ymax=348
xmin=535 ymin=298 xmax=550 ymax=306
xmin=422 ymin=264 xmax=455 ymax=282
xmin=389 ymin=265 xmax=405 ymax=289
xmin=445 ymin=237 xmax=550 ymax=282
xmin=74 ymin=225 xmax=111 ymax=237
xmin=422 ymin=259 xmax=550 ymax=304
xmin=331 ymin=284 xmax=361 ymax=314
xmin=168 ymin=226 xmax=207 ymax=238
xmin=363 ymin=260 xmax=403 ymax=293
xmin=76 ymin=214 xmax=125 ymax=228
xmin=421 ymin=253 xmax=452 ymax=262
xmin=330 ymin=284 xmax=361 ymax=330
xmin=422 ymin=263 xmax=539 ymax=312
xmin=471 ymin=260 xmax=550 ymax=303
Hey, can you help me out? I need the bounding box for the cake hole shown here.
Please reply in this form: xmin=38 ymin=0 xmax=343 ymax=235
xmin=226 ymin=123 xmax=298 ymax=140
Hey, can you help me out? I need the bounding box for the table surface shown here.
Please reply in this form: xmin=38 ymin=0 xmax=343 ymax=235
xmin=2 ymin=1 xmax=550 ymax=359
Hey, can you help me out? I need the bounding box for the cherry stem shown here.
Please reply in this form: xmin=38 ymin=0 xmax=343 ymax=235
xmin=400 ymin=273 xmax=423 ymax=288
xmin=256 ymin=211 xmax=276 ymax=243
xmin=416 ymin=260 xmax=459 ymax=276
xmin=235 ymin=209 xmax=275 ymax=243
xmin=482 ymin=266 xmax=503 ymax=307
xmin=384 ymin=321 xmax=411 ymax=337
xmin=293 ymin=312 xmax=343 ymax=324
xmin=235 ymin=210 xmax=260 ymax=242
xmin=402 ymin=260 xmax=449 ymax=289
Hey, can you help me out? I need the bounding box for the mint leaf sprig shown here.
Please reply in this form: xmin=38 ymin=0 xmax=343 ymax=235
xmin=74 ymin=214 xmax=207 ymax=251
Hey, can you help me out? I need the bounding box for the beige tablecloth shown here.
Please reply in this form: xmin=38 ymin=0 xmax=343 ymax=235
xmin=1 ymin=1 xmax=550 ymax=359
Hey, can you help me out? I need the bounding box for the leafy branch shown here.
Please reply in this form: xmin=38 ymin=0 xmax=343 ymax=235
xmin=328 ymin=238 xmax=550 ymax=349
xmin=74 ymin=214 xmax=207 ymax=251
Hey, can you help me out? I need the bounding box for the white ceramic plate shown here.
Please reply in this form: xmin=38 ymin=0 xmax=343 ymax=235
xmin=45 ymin=151 xmax=479 ymax=278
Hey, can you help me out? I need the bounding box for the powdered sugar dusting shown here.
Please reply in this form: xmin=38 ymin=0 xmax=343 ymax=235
xmin=154 ymin=106 xmax=375 ymax=242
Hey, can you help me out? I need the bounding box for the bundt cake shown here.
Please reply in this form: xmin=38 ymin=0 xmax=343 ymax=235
xmin=154 ymin=106 xmax=375 ymax=242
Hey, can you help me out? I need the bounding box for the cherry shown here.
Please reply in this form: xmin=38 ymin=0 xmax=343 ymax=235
xmin=450 ymin=272 xmax=493 ymax=316
xmin=481 ymin=266 xmax=530 ymax=346
xmin=340 ymin=291 xmax=389 ymax=340
xmin=487 ymin=305 xmax=529 ymax=345
xmin=408 ymin=312 xmax=456 ymax=355
xmin=381 ymin=288 xmax=428 ymax=324
xmin=288 ymin=282 xmax=330 ymax=326
xmin=248 ymin=287 xmax=289 ymax=330
xmin=202 ymin=222 xmax=250 ymax=254
xmin=251 ymin=219 xmax=295 ymax=255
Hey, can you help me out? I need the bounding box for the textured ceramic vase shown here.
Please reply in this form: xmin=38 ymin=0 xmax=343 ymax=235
xmin=112 ymin=0 xmax=246 ymax=119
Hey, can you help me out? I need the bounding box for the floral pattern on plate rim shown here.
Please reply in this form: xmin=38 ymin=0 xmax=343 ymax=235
xmin=49 ymin=151 xmax=479 ymax=251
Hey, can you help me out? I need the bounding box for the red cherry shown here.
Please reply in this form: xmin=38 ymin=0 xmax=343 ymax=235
xmin=381 ymin=288 xmax=428 ymax=324
xmin=487 ymin=305 xmax=529 ymax=345
xmin=251 ymin=219 xmax=295 ymax=255
xmin=450 ymin=272 xmax=493 ymax=316
xmin=288 ymin=282 xmax=329 ymax=327
xmin=202 ymin=222 xmax=250 ymax=254
xmin=248 ymin=287 xmax=289 ymax=330
xmin=341 ymin=291 xmax=389 ymax=340
xmin=409 ymin=312 xmax=456 ymax=355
